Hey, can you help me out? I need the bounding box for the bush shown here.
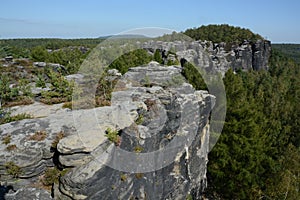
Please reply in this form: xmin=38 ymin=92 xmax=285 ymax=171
xmin=40 ymin=69 xmax=73 ymax=104
xmin=0 ymin=74 xmax=19 ymax=104
xmin=181 ymin=62 xmax=207 ymax=90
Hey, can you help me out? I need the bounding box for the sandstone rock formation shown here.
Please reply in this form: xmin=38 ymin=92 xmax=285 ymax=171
xmin=55 ymin=63 xmax=215 ymax=199
xmin=142 ymin=39 xmax=271 ymax=75
xmin=0 ymin=62 xmax=215 ymax=199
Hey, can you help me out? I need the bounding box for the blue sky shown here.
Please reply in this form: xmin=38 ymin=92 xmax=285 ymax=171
xmin=0 ymin=0 xmax=299 ymax=43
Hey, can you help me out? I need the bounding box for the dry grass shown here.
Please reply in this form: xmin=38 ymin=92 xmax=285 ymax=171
xmin=135 ymin=173 xmax=144 ymax=179
xmin=51 ymin=131 xmax=65 ymax=149
xmin=40 ymin=97 xmax=68 ymax=105
xmin=5 ymin=96 xmax=34 ymax=107
xmin=28 ymin=131 xmax=47 ymax=141
xmin=6 ymin=144 xmax=17 ymax=151
xmin=62 ymin=101 xmax=73 ymax=109
xmin=2 ymin=135 xmax=11 ymax=145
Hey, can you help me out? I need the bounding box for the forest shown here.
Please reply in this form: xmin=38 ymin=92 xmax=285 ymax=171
xmin=0 ymin=25 xmax=299 ymax=199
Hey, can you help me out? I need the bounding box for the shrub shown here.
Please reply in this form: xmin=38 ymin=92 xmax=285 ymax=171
xmin=35 ymin=73 xmax=46 ymax=88
xmin=40 ymin=69 xmax=74 ymax=104
xmin=0 ymin=74 xmax=19 ymax=104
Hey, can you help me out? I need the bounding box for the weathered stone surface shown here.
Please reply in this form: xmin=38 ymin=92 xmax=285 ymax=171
xmin=29 ymin=82 xmax=52 ymax=95
xmin=33 ymin=62 xmax=47 ymax=68
xmin=55 ymin=64 xmax=215 ymax=199
xmin=10 ymin=101 xmax=65 ymax=118
xmin=5 ymin=187 xmax=52 ymax=200
xmin=0 ymin=111 xmax=73 ymax=182
xmin=0 ymin=101 xmax=136 ymax=187
xmin=65 ymin=73 xmax=84 ymax=83
xmin=57 ymin=104 xmax=138 ymax=154
xmin=142 ymin=39 xmax=271 ymax=75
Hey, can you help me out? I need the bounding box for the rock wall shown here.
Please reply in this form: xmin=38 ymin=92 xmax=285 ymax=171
xmin=142 ymin=39 xmax=271 ymax=75
xmin=56 ymin=63 xmax=215 ymax=199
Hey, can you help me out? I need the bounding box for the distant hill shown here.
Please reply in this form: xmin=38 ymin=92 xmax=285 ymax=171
xmin=272 ymin=44 xmax=300 ymax=64
xmin=184 ymin=24 xmax=263 ymax=43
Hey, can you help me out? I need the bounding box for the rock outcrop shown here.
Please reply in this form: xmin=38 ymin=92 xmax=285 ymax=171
xmin=0 ymin=62 xmax=215 ymax=199
xmin=142 ymin=39 xmax=271 ymax=75
xmin=55 ymin=63 xmax=215 ymax=199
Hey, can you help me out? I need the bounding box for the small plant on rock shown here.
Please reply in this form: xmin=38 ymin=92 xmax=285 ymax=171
xmin=186 ymin=194 xmax=193 ymax=200
xmin=135 ymin=114 xmax=144 ymax=125
xmin=105 ymin=128 xmax=121 ymax=146
xmin=120 ymin=173 xmax=127 ymax=182
xmin=6 ymin=144 xmax=17 ymax=151
xmin=28 ymin=130 xmax=47 ymax=141
xmin=144 ymin=98 xmax=157 ymax=111
xmin=5 ymin=161 xmax=22 ymax=178
xmin=42 ymin=167 xmax=61 ymax=186
xmin=51 ymin=131 xmax=65 ymax=149
xmin=135 ymin=173 xmax=144 ymax=179
xmin=134 ymin=146 xmax=144 ymax=153
xmin=62 ymin=101 xmax=73 ymax=109
xmin=2 ymin=135 xmax=11 ymax=145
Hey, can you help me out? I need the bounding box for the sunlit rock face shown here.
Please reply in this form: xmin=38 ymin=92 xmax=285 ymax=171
xmin=55 ymin=63 xmax=214 ymax=200
xmin=142 ymin=39 xmax=271 ymax=76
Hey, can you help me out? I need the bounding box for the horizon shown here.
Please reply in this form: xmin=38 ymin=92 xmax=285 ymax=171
xmin=1 ymin=0 xmax=300 ymax=43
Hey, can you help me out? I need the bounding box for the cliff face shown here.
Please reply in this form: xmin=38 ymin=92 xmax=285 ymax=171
xmin=56 ymin=63 xmax=214 ymax=199
xmin=0 ymin=38 xmax=269 ymax=199
xmin=0 ymin=63 xmax=214 ymax=200
xmin=219 ymin=40 xmax=271 ymax=71
xmin=142 ymin=39 xmax=271 ymax=75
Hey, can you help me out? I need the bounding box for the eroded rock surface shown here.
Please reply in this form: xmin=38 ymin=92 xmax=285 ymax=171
xmin=55 ymin=63 xmax=215 ymax=200
xmin=142 ymin=39 xmax=271 ymax=75
xmin=0 ymin=62 xmax=215 ymax=200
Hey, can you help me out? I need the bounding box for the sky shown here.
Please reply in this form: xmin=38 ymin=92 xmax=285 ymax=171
xmin=0 ymin=0 xmax=299 ymax=43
